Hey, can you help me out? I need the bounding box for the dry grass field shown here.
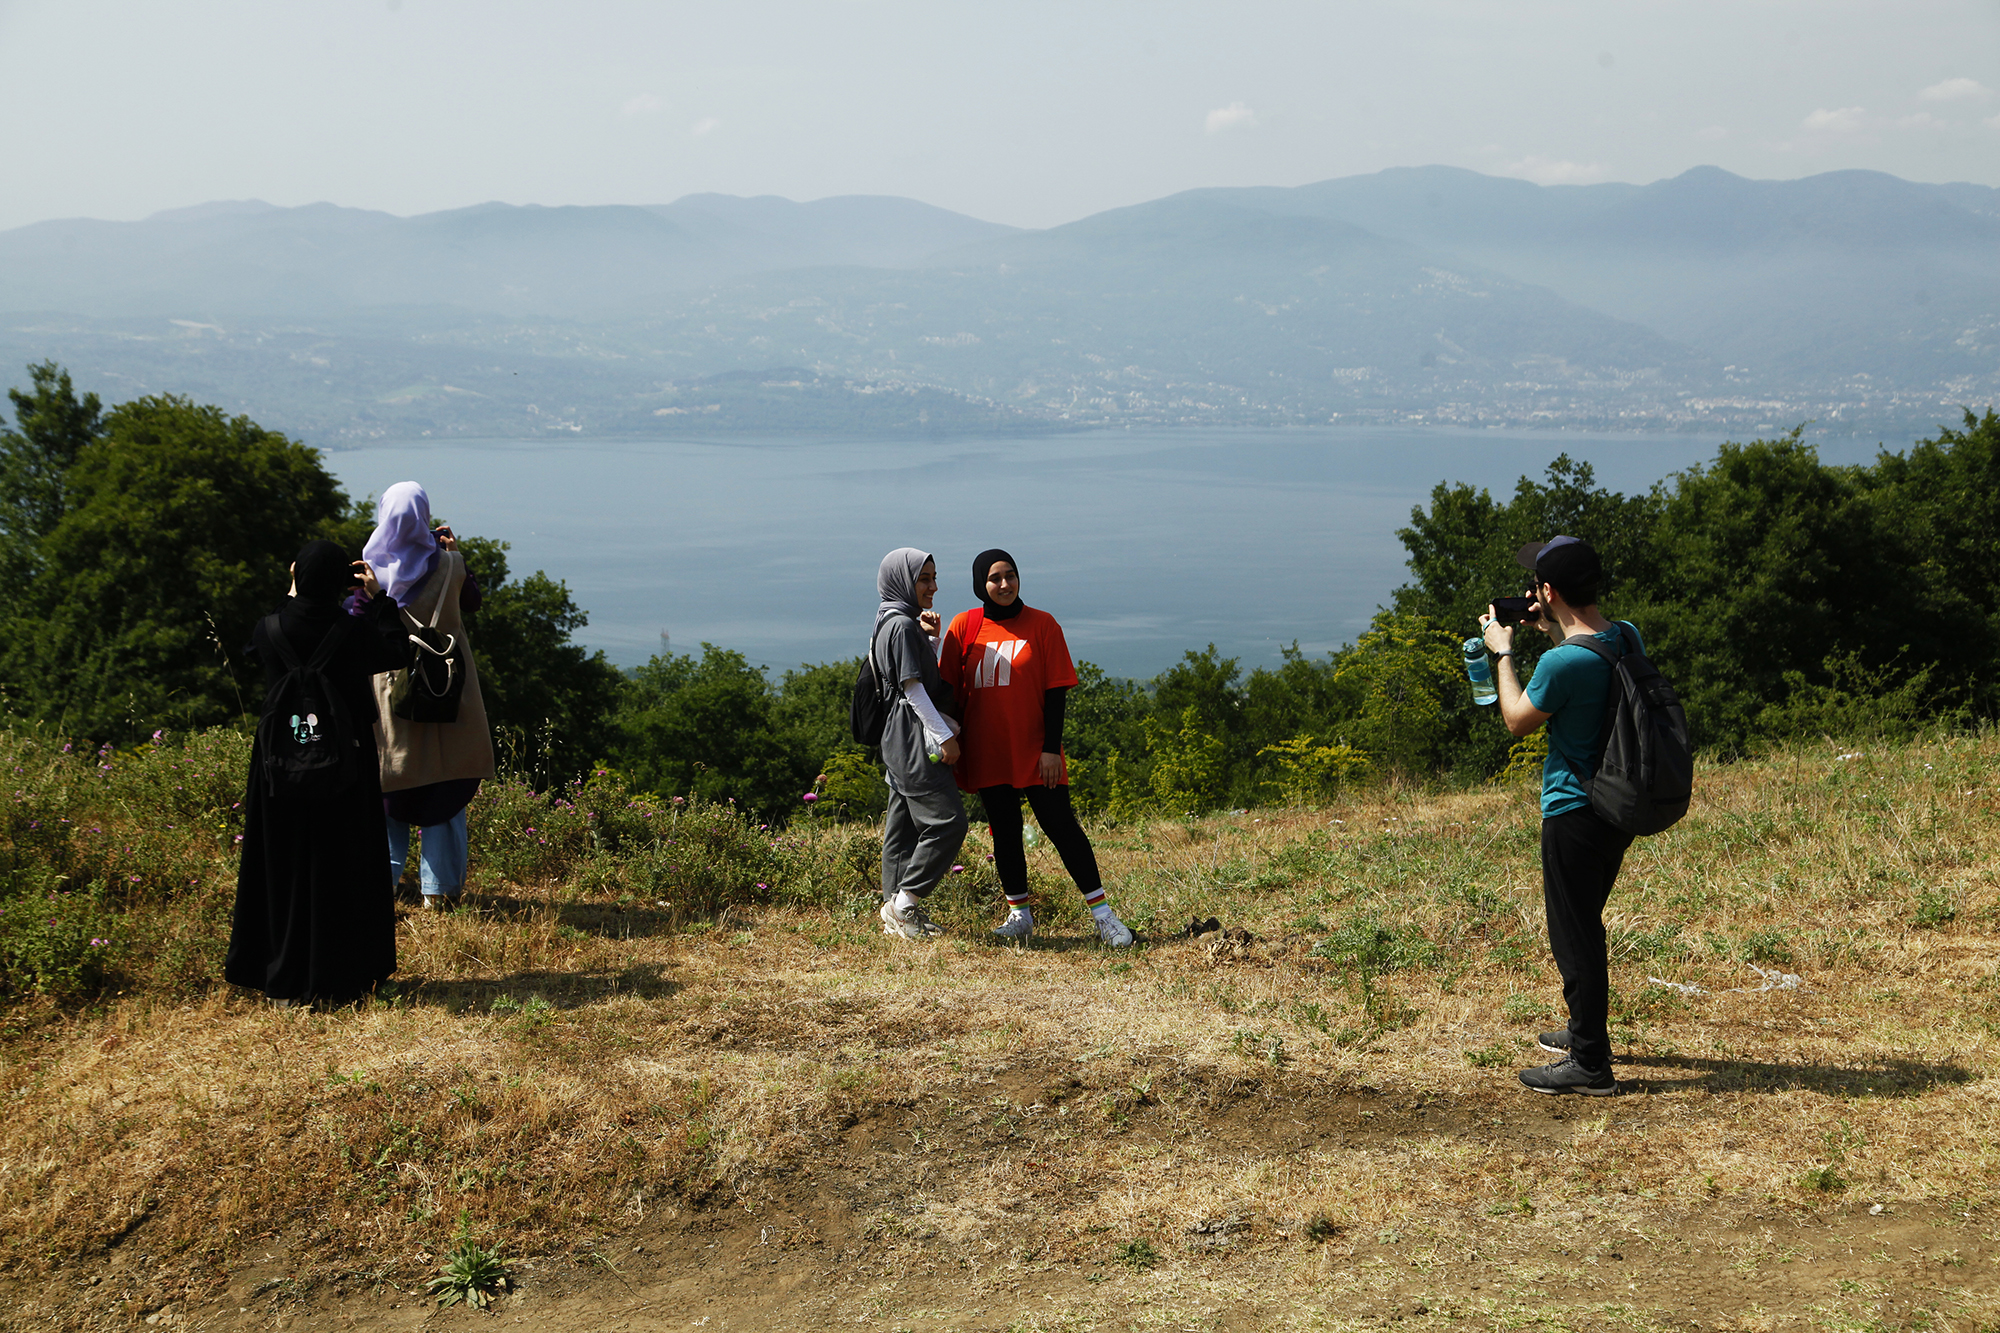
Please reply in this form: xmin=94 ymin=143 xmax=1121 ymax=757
xmin=2 ymin=732 xmax=1997 ymax=1331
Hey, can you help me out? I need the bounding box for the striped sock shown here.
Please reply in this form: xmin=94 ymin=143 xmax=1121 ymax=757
xmin=1083 ymin=886 xmax=1108 ymax=911
xmin=1004 ymin=890 xmax=1032 ymax=910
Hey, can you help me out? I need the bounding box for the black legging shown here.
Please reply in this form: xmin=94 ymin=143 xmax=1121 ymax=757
xmin=979 ymin=784 xmax=1102 ymax=902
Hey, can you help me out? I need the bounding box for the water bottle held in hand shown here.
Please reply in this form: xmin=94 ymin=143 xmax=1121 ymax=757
xmin=1463 ymin=637 xmax=1498 ymax=706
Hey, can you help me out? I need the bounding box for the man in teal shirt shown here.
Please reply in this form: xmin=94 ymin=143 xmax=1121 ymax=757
xmin=1481 ymin=536 xmax=1638 ymax=1096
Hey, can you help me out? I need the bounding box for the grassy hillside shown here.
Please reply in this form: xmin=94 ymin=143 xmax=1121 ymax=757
xmin=0 ymin=727 xmax=1994 ymax=1328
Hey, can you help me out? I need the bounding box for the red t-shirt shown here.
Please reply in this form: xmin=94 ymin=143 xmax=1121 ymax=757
xmin=939 ymin=606 xmax=1079 ymax=791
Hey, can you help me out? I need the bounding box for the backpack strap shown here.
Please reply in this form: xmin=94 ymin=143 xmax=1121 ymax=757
xmin=305 ymin=607 xmax=358 ymax=671
xmin=1557 ymin=624 xmax=1638 ymax=771
xmin=410 ymin=551 xmax=454 ymax=631
xmin=262 ymin=608 xmax=357 ymax=678
xmin=260 ymin=613 xmax=301 ymax=673
xmin=958 ymin=608 xmax=986 ymax=684
xmin=1556 ymin=622 xmax=1637 ymax=664
xmin=868 ymin=614 xmax=900 ymax=701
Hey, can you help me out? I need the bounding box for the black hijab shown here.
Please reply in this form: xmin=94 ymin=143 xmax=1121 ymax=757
xmin=973 ymin=548 xmax=1025 ymax=621
xmin=294 ymin=540 xmax=356 ymax=605
xmin=277 ymin=539 xmax=358 ymax=638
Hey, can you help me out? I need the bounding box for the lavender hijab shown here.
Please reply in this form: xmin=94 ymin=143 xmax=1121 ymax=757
xmin=362 ymin=481 xmax=440 ymax=608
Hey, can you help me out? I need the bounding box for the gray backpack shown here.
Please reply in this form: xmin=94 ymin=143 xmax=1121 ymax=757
xmin=1561 ymin=624 xmax=1693 ymax=836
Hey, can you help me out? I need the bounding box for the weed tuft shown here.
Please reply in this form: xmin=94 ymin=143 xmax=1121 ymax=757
xmin=1912 ymin=888 xmax=1956 ymax=929
xmin=1737 ymin=928 xmax=1795 ymax=967
xmin=428 ymin=1232 xmax=512 ymax=1308
xmin=1310 ymin=912 xmax=1438 ymax=973
xmin=1114 ymin=1238 xmax=1159 ymax=1271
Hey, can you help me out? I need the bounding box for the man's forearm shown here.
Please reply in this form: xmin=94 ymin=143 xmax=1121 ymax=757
xmin=1494 ymin=654 xmax=1539 ymax=736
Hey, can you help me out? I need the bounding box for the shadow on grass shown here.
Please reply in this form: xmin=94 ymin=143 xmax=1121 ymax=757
xmin=972 ymin=931 xmax=1124 ymax=954
xmin=1625 ymin=1052 xmax=1978 ymax=1098
xmin=407 ymin=891 xmax=686 ymax=940
xmin=384 ymin=962 xmax=678 ymax=1013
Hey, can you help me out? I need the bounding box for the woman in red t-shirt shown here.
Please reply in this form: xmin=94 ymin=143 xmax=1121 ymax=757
xmin=940 ymin=549 xmax=1133 ymax=947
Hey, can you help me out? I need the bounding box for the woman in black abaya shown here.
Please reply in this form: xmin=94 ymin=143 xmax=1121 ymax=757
xmin=224 ymin=540 xmax=413 ymax=1006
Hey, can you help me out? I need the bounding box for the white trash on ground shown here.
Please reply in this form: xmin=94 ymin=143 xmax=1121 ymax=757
xmin=1646 ymin=963 xmax=1808 ymax=996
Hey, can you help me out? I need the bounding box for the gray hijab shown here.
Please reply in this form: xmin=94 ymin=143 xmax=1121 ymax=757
xmin=876 ymin=547 xmax=932 ymax=627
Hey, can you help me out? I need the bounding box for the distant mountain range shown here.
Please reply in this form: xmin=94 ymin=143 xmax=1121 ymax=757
xmin=1 ymin=167 xmax=1993 ymax=443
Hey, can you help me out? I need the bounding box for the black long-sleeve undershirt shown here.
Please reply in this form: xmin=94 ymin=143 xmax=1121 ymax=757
xmin=1043 ymin=686 xmax=1067 ymax=753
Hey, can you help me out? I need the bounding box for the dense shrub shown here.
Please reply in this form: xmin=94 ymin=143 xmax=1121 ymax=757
xmin=469 ymin=768 xmax=802 ymax=917
xmin=5 ymin=363 xmax=1998 ymax=829
xmin=0 ymin=873 xmax=121 ymax=1002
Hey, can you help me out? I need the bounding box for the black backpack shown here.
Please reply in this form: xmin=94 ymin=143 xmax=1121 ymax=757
xmin=1561 ymin=624 xmax=1693 ymax=836
xmin=848 ymin=617 xmax=895 ymax=747
xmin=387 ymin=582 xmax=466 ymax=724
xmin=256 ymin=611 xmax=362 ymax=797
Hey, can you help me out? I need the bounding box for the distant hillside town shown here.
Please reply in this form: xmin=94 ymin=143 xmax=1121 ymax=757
xmin=1 ymin=166 xmax=1993 ymax=442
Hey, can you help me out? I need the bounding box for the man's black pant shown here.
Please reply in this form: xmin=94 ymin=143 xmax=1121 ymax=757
xmin=1541 ymin=808 xmax=1635 ymax=1071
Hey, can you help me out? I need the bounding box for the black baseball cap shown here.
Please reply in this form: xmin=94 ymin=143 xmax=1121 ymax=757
xmin=1515 ymin=535 xmax=1601 ymax=590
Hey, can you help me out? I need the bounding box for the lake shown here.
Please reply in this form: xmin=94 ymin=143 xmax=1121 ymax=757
xmin=323 ymin=426 xmax=1879 ymax=679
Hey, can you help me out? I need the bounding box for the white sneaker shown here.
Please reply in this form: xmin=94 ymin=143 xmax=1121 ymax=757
xmin=1093 ymin=909 xmax=1135 ymax=948
xmin=992 ymin=909 xmax=1034 ymax=940
xmin=880 ymin=897 xmax=940 ymax=940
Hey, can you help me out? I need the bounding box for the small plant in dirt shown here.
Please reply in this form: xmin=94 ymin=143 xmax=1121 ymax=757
xmin=1799 ymin=1163 xmax=1846 ymax=1193
xmin=1304 ymin=1216 xmax=1340 ymax=1243
xmin=1353 ymin=973 xmax=1418 ymax=1033
xmin=1737 ymin=928 xmax=1795 ymax=966
xmin=1462 ymin=1042 xmax=1512 ymax=1069
xmin=1501 ymin=993 xmax=1548 ymax=1024
xmin=1310 ymin=912 xmax=1437 ymax=973
xmin=490 ymin=994 xmax=554 ymax=1030
xmin=1912 ymin=888 xmax=1956 ymax=929
xmin=1114 ymin=1238 xmax=1158 ymax=1272
xmin=428 ymin=1215 xmax=513 ymax=1308
xmin=1231 ymin=1028 xmax=1288 ymax=1067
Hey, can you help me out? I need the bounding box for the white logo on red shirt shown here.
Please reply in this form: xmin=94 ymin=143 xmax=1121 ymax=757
xmin=974 ymin=639 xmax=1024 ymax=689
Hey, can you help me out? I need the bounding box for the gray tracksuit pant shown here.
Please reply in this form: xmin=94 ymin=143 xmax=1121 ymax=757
xmin=880 ymin=773 xmax=968 ymax=902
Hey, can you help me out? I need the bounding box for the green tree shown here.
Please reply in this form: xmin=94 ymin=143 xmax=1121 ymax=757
xmin=611 ymin=645 xmax=806 ymax=815
xmin=14 ymin=393 xmax=346 ymax=739
xmin=1257 ymin=734 xmax=1370 ymax=805
xmin=770 ymin=658 xmax=863 ymax=785
xmin=1336 ymin=611 xmax=1463 ymax=776
xmin=0 ymin=362 xmax=104 ymax=578
xmin=1144 ymin=705 xmax=1229 ymax=814
xmin=1394 ymin=453 xmax=1659 ymax=644
xmin=1863 ymin=408 xmax=2000 ymax=719
xmin=1630 ymin=431 xmax=1896 ymax=753
xmin=1153 ymin=644 xmax=1261 ymax=802
xmin=1062 ymin=660 xmax=1153 ymax=816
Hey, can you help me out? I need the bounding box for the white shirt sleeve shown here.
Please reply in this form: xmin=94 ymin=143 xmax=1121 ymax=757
xmin=901 ymin=676 xmax=958 ymax=744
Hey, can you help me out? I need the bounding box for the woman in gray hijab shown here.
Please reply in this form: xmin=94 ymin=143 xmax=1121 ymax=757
xmin=871 ymin=548 xmax=969 ymax=940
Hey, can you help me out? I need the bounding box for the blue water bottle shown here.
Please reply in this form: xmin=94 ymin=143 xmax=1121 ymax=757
xmin=1463 ymin=637 xmax=1498 ymax=706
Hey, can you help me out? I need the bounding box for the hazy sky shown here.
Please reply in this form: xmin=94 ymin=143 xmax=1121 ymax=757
xmin=3 ymin=0 xmax=1997 ymax=232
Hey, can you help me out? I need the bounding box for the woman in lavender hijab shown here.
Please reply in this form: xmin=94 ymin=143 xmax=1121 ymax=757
xmin=364 ymin=482 xmax=496 ymax=911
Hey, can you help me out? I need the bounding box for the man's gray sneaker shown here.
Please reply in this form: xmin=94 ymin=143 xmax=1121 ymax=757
xmin=1518 ymin=1054 xmax=1617 ymax=1096
xmin=880 ymin=898 xmax=940 ymax=940
xmin=1537 ymin=1029 xmax=1573 ymax=1055
xmin=992 ymin=910 xmax=1034 ymax=941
